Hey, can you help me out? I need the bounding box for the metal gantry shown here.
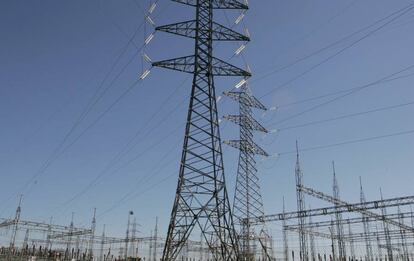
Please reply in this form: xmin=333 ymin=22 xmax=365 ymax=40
xmin=152 ymin=0 xmax=250 ymax=260
xmin=224 ymin=82 xmax=273 ymax=261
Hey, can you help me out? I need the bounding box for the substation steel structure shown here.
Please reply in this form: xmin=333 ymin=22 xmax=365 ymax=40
xmin=224 ymin=82 xmax=274 ymax=260
xmin=152 ymin=0 xmax=251 ymax=260
xmin=249 ymin=185 xmax=414 ymax=261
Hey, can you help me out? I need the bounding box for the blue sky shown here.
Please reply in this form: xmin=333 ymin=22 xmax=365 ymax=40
xmin=1 ymin=0 xmax=414 ymax=244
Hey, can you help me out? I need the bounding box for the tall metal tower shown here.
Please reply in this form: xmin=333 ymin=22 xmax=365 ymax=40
xmin=152 ymin=0 xmax=250 ymax=260
xmin=224 ymin=82 xmax=273 ymax=260
xmin=332 ymin=162 xmax=346 ymax=261
xmin=295 ymin=143 xmax=308 ymax=261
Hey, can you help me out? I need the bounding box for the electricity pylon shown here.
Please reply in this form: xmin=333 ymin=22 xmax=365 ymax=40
xmin=152 ymin=0 xmax=250 ymax=260
xmin=224 ymin=82 xmax=274 ymax=260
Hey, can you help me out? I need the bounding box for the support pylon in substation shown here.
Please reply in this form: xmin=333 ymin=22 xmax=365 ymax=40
xmin=88 ymin=208 xmax=96 ymax=260
xmin=308 ymin=208 xmax=316 ymax=261
xmin=125 ymin=211 xmax=133 ymax=260
xmin=329 ymin=220 xmax=336 ymax=261
xmin=153 ymin=217 xmax=159 ymax=261
xmin=380 ymin=189 xmax=393 ymax=261
xmin=295 ymin=143 xmax=308 ymax=261
xmin=283 ymin=198 xmax=289 ymax=261
xmin=375 ymin=224 xmax=383 ymax=261
xmin=152 ymin=0 xmax=250 ymax=260
xmin=397 ymin=207 xmax=409 ymax=261
xmin=100 ymin=225 xmax=106 ymax=261
xmin=347 ymin=220 xmax=355 ymax=261
xmin=332 ymin=162 xmax=346 ymax=261
xmin=224 ymin=82 xmax=274 ymax=261
xmin=67 ymin=212 xmax=75 ymax=253
xmin=360 ymin=178 xmax=374 ymax=261
xmin=10 ymin=195 xmax=22 ymax=250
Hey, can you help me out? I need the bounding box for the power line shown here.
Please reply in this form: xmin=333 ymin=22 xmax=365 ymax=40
xmin=276 ymin=71 xmax=414 ymax=108
xmin=271 ymin=64 xmax=414 ymax=126
xmin=257 ymin=3 xmax=414 ymax=98
xmin=279 ymin=129 xmax=414 ymax=156
xmin=7 ymin=1 xmax=166 ymax=207
xmin=278 ymin=101 xmax=414 ymax=131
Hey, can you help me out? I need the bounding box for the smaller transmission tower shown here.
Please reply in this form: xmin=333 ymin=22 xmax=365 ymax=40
xmin=224 ymin=81 xmax=273 ymax=261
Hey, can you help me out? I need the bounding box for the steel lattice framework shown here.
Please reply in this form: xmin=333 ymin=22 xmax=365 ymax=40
xmin=152 ymin=0 xmax=249 ymax=260
xmin=224 ymin=83 xmax=273 ymax=261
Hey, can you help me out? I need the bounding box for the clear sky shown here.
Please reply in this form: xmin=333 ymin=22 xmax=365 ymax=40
xmin=1 ymin=0 xmax=414 ymax=246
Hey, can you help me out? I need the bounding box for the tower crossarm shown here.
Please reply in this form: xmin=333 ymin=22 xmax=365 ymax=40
xmin=172 ymin=0 xmax=248 ymax=9
xmin=49 ymin=229 xmax=92 ymax=240
xmin=286 ymin=211 xmax=414 ymax=230
xmin=224 ymin=91 xmax=267 ymax=110
xmin=285 ymin=225 xmax=334 ymax=240
xmin=157 ymin=21 xmax=250 ymax=41
xmin=224 ymin=139 xmax=269 ymax=156
xmin=223 ymin=115 xmax=268 ymax=133
xmin=300 ymin=185 xmax=414 ymax=233
xmin=250 ymin=194 xmax=414 ymax=223
xmin=153 ymin=55 xmax=251 ymax=77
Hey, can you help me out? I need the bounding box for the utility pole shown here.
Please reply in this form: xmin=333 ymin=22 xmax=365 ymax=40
xmin=332 ymin=162 xmax=346 ymax=261
xmin=152 ymin=0 xmax=250 ymax=260
xmin=224 ymin=80 xmax=272 ymax=260
xmin=360 ymin=177 xmax=373 ymax=261
xmin=295 ymin=142 xmax=308 ymax=261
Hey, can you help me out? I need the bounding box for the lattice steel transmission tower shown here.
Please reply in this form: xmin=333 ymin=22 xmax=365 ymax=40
xmin=223 ymin=82 xmax=273 ymax=260
xmin=152 ymin=0 xmax=250 ymax=260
